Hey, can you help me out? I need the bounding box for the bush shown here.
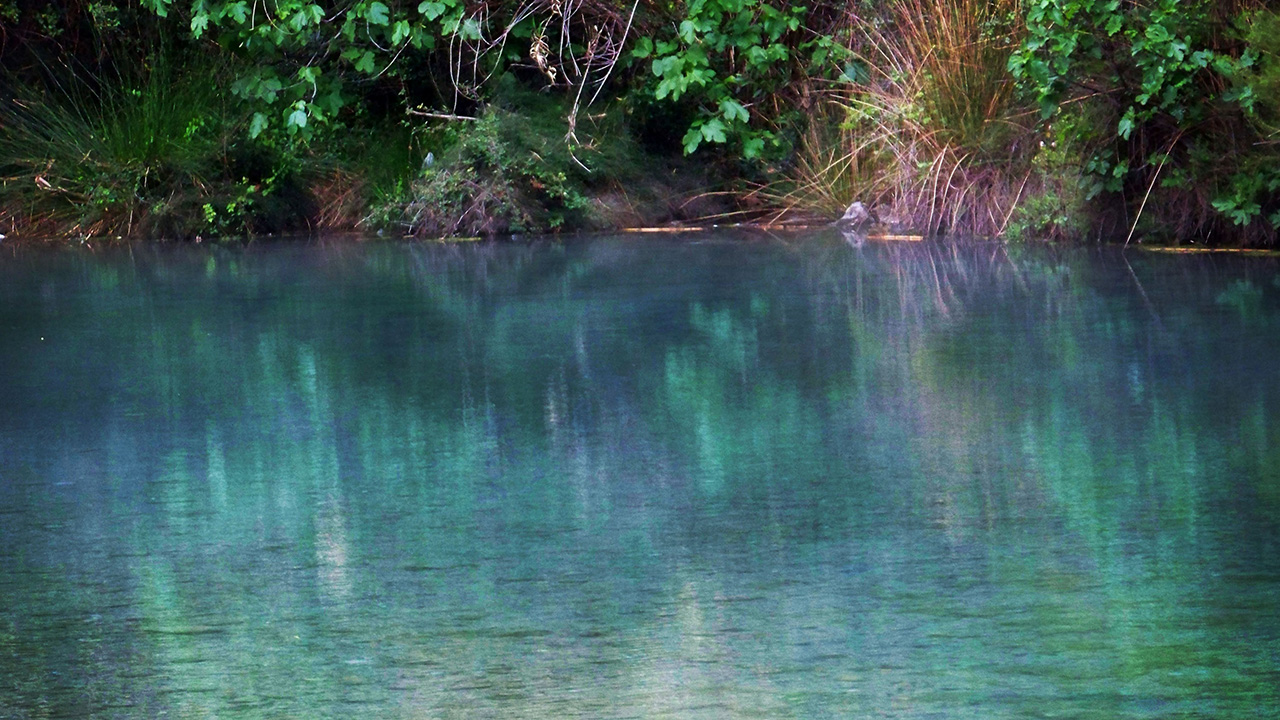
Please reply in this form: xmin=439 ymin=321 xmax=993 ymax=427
xmin=369 ymin=77 xmax=656 ymax=237
xmin=1008 ymin=0 xmax=1279 ymax=244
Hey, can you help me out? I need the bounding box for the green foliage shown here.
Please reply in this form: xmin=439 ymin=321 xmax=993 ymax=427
xmin=1211 ymin=167 xmax=1280 ymax=228
xmin=136 ymin=0 xmax=497 ymax=138
xmin=185 ymin=0 xmax=418 ymax=137
xmin=371 ymin=82 xmax=644 ymax=236
xmin=1233 ymin=9 xmax=1280 ymax=131
xmin=140 ymin=0 xmax=645 ymax=144
xmin=1007 ymin=0 xmax=1279 ymax=241
xmin=0 ymin=56 xmax=304 ymax=238
xmin=1003 ymin=107 xmax=1095 ymax=242
xmin=1009 ymin=0 xmax=1219 ymax=126
xmin=1004 ymin=149 xmax=1089 ymax=242
xmin=7 ymin=0 xmax=1280 ymax=243
xmin=631 ymin=0 xmax=841 ymax=158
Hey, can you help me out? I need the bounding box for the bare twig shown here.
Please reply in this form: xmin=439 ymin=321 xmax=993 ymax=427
xmin=407 ymin=109 xmax=478 ymax=121
xmin=1125 ymin=130 xmax=1183 ymax=246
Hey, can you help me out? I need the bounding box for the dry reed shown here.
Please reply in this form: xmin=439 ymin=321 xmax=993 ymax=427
xmin=773 ymin=0 xmax=1034 ymax=237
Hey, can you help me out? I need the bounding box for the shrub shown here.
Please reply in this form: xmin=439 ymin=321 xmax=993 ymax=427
xmin=1008 ymin=0 xmax=1279 ymax=244
xmin=368 ymin=79 xmax=646 ymax=237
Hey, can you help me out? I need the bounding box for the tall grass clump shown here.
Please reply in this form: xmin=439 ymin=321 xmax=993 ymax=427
xmin=778 ymin=0 xmax=1037 ymax=237
xmin=0 ymin=55 xmax=297 ymax=239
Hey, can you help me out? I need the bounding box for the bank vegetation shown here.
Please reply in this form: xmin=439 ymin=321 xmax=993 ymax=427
xmin=3 ymin=0 xmax=1279 ymax=244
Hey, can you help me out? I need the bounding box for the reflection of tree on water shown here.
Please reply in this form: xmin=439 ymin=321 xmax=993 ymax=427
xmin=803 ymin=233 xmax=1280 ymax=515
xmin=2 ymin=238 xmax=1279 ymax=717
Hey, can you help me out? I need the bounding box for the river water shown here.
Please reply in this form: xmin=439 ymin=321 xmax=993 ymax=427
xmin=2 ymin=232 xmax=1278 ymax=718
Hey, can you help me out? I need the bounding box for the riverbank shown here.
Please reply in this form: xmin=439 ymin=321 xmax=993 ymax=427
xmin=0 ymin=79 xmax=744 ymax=244
xmin=3 ymin=0 xmax=1278 ymax=246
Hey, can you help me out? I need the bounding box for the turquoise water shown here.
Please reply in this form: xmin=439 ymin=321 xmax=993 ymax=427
xmin=2 ymin=233 xmax=1278 ymax=718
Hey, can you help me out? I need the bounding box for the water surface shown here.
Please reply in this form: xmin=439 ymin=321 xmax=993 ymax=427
xmin=2 ymin=233 xmax=1278 ymax=718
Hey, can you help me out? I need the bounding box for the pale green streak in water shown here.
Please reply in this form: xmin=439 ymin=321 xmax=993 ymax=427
xmin=1 ymin=233 xmax=1278 ymax=719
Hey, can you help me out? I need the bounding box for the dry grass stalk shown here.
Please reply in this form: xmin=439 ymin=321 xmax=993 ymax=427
xmin=774 ymin=0 xmax=1033 ymax=237
xmin=311 ymin=170 xmax=368 ymax=230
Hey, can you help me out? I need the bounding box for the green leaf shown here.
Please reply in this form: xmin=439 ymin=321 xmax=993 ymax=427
xmin=146 ymin=0 xmax=172 ymax=18
xmin=249 ymin=112 xmax=269 ymax=139
xmin=355 ymin=50 xmax=376 ymax=74
xmin=191 ymin=12 xmax=208 ymax=37
xmin=286 ymin=104 xmax=308 ymax=131
xmin=652 ymin=56 xmax=680 ymax=78
xmin=1212 ymin=197 xmax=1260 ymax=225
xmin=367 ymin=1 xmax=389 ymax=25
xmin=688 ymin=67 xmax=714 ymax=86
xmin=655 ymin=75 xmax=685 ymax=101
xmin=260 ymin=77 xmax=282 ymax=102
xmin=318 ymin=86 xmax=345 ymax=115
xmin=700 ymin=118 xmax=727 ymax=144
xmin=460 ymin=17 xmax=482 ymax=40
xmin=1117 ymin=108 xmax=1135 ymax=140
xmin=442 ymin=11 xmax=461 ymax=34
xmin=682 ymin=125 xmax=702 ymax=154
xmin=226 ymin=1 xmax=248 ymax=23
xmin=288 ymin=9 xmax=311 ymax=31
xmin=678 ymin=20 xmax=697 ymax=44
xmin=418 ymin=1 xmax=445 ymax=20
xmin=842 ymin=60 xmax=869 ymax=84
xmin=392 ymin=20 xmax=411 ymax=45
xmin=720 ymin=98 xmax=748 ymax=124
xmin=742 ymin=136 xmax=764 ymax=159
